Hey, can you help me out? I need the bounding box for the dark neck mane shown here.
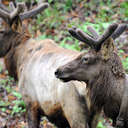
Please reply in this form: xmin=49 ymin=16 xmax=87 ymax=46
xmin=88 ymin=52 xmax=125 ymax=109
xmin=108 ymin=52 xmax=125 ymax=78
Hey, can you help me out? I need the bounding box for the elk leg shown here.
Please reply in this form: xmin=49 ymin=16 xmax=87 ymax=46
xmin=59 ymin=85 xmax=89 ymax=128
xmin=88 ymin=106 xmax=100 ymax=128
xmin=91 ymin=112 xmax=100 ymax=128
xmin=26 ymin=102 xmax=40 ymax=128
xmin=116 ymin=81 xmax=128 ymax=128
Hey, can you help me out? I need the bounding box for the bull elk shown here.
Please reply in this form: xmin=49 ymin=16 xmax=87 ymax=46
xmin=55 ymin=23 xmax=128 ymax=128
xmin=0 ymin=2 xmax=90 ymax=128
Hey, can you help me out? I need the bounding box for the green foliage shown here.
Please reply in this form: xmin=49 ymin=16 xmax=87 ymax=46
xmin=97 ymin=121 xmax=106 ymax=128
xmin=119 ymin=50 xmax=128 ymax=73
xmin=48 ymin=0 xmax=53 ymax=3
xmin=11 ymin=100 xmax=26 ymax=116
xmin=60 ymin=38 xmax=80 ymax=51
xmin=12 ymin=91 xmax=22 ymax=99
xmin=122 ymin=57 xmax=128 ymax=73
xmin=34 ymin=4 xmax=65 ymax=31
xmin=0 ymin=76 xmax=26 ymax=116
xmin=0 ymin=64 xmax=3 ymax=73
xmin=0 ymin=101 xmax=10 ymax=107
xmin=120 ymin=1 xmax=128 ymax=17
xmin=79 ymin=22 xmax=111 ymax=34
xmin=37 ymin=34 xmax=48 ymax=40
xmin=64 ymin=0 xmax=73 ymax=11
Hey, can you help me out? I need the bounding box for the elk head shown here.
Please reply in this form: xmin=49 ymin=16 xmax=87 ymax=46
xmin=0 ymin=1 xmax=49 ymax=57
xmin=55 ymin=23 xmax=127 ymax=83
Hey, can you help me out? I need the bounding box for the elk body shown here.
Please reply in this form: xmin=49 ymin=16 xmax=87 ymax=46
xmin=55 ymin=24 xmax=128 ymax=128
xmin=0 ymin=2 xmax=90 ymax=128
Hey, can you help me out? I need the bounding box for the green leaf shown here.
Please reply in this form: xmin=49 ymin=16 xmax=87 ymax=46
xmin=48 ymin=0 xmax=53 ymax=3
xmin=0 ymin=101 xmax=10 ymax=107
xmin=12 ymin=91 xmax=22 ymax=99
xmin=97 ymin=121 xmax=106 ymax=128
xmin=1 ymin=108 xmax=6 ymax=112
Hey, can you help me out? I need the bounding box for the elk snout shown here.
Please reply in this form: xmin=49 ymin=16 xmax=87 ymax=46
xmin=55 ymin=68 xmax=63 ymax=78
xmin=55 ymin=67 xmax=73 ymax=82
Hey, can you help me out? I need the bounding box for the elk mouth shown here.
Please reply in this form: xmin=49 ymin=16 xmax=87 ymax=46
xmin=58 ymin=77 xmax=73 ymax=82
xmin=55 ymin=69 xmax=73 ymax=82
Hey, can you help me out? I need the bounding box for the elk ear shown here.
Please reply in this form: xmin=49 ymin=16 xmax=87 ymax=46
xmin=11 ymin=17 xmax=22 ymax=33
xmin=100 ymin=37 xmax=115 ymax=60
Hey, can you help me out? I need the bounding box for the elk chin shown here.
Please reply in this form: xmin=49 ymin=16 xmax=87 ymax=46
xmin=59 ymin=77 xmax=73 ymax=82
xmin=58 ymin=75 xmax=88 ymax=83
xmin=56 ymin=75 xmax=73 ymax=82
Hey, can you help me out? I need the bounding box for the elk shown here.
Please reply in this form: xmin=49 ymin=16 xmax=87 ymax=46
xmin=0 ymin=2 xmax=90 ymax=128
xmin=55 ymin=23 xmax=128 ymax=128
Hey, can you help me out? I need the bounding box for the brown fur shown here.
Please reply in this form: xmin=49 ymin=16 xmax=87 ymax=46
xmin=56 ymin=37 xmax=128 ymax=128
xmin=86 ymin=50 xmax=126 ymax=127
xmin=27 ymin=101 xmax=40 ymax=128
xmin=4 ymin=31 xmax=30 ymax=80
xmin=0 ymin=28 xmax=89 ymax=128
xmin=0 ymin=4 xmax=90 ymax=128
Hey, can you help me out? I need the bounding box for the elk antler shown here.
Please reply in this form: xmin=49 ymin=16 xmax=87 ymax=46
xmin=95 ymin=23 xmax=118 ymax=50
xmin=19 ymin=3 xmax=49 ymax=21
xmin=87 ymin=26 xmax=99 ymax=39
xmin=0 ymin=1 xmax=49 ymax=25
xmin=0 ymin=2 xmax=24 ymax=24
xmin=87 ymin=24 xmax=128 ymax=40
xmin=69 ymin=23 xmax=118 ymax=51
xmin=68 ymin=27 xmax=87 ymax=43
xmin=112 ymin=24 xmax=127 ymax=40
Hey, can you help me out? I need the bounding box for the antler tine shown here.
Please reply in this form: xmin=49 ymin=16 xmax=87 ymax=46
xmin=20 ymin=3 xmax=49 ymax=21
xmin=87 ymin=26 xmax=99 ymax=39
xmin=68 ymin=28 xmax=87 ymax=42
xmin=112 ymin=24 xmax=127 ymax=40
xmin=9 ymin=2 xmax=25 ymax=20
xmin=0 ymin=2 xmax=24 ymax=23
xmin=87 ymin=24 xmax=127 ymax=41
xmin=96 ymin=23 xmax=118 ymax=50
xmin=76 ymin=28 xmax=98 ymax=49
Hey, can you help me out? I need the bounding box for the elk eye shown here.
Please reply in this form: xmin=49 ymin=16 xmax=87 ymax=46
xmin=82 ymin=57 xmax=89 ymax=63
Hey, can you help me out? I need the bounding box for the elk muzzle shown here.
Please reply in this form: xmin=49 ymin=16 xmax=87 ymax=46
xmin=55 ymin=68 xmax=74 ymax=82
xmin=55 ymin=68 xmax=63 ymax=78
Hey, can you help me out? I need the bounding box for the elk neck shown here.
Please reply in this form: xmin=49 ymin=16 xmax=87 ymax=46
xmin=87 ymin=52 xmax=126 ymax=110
xmin=4 ymin=30 xmax=31 ymax=80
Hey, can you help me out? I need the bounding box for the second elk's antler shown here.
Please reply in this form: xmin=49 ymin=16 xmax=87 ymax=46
xmin=69 ymin=23 xmax=127 ymax=51
xmin=87 ymin=24 xmax=127 ymax=40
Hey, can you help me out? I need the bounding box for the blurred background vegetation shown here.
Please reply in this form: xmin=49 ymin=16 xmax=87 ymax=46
xmin=0 ymin=0 xmax=128 ymax=128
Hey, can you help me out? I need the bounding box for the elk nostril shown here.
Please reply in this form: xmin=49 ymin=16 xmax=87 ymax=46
xmin=55 ymin=69 xmax=62 ymax=78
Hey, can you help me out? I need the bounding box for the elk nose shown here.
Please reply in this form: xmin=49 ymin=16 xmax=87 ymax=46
xmin=55 ymin=69 xmax=63 ymax=78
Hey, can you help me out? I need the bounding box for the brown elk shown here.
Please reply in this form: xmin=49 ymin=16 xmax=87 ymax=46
xmin=0 ymin=2 xmax=90 ymax=128
xmin=55 ymin=23 xmax=128 ymax=128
